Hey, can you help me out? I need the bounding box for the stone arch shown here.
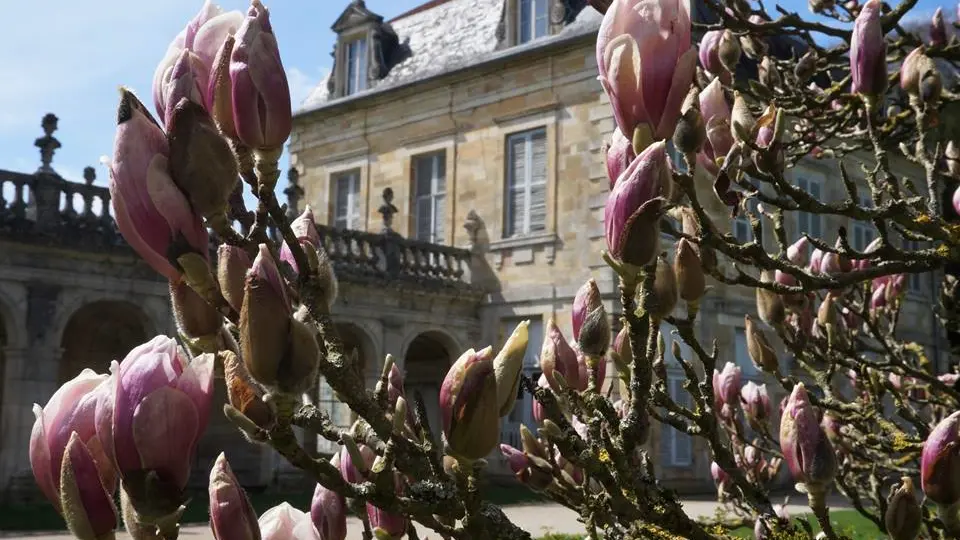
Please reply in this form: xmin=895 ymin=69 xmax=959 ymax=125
xmin=0 ymin=286 xmax=27 ymax=350
xmin=402 ymin=329 xmax=461 ymax=446
xmin=58 ymin=300 xmax=153 ymax=383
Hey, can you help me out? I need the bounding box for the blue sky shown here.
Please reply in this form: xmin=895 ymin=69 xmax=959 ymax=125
xmin=0 ymin=0 xmax=944 ymax=205
xmin=0 ymin=0 xmax=424 ymax=206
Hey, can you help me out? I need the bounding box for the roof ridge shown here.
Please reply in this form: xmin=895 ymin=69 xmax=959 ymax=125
xmin=388 ymin=0 xmax=454 ymax=23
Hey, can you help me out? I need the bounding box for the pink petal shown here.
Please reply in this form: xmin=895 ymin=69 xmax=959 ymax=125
xmin=61 ymin=434 xmax=117 ymax=536
xmin=29 ymin=407 xmax=59 ymax=512
xmin=193 ymin=11 xmax=245 ymax=72
xmin=145 ymin=154 xmax=209 ymax=256
xmin=655 ymin=46 xmax=697 ymax=140
xmin=132 ymin=387 xmax=200 ymax=490
xmin=175 ymin=354 xmax=215 ymax=436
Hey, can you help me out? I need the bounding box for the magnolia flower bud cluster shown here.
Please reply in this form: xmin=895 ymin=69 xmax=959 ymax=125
xmin=30 ymin=336 xmax=214 ymax=538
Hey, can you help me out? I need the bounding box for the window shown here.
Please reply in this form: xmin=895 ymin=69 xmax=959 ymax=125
xmin=317 ymin=377 xmax=352 ymax=454
xmin=661 ymin=375 xmax=693 ymax=466
xmin=851 ymin=191 xmax=875 ymax=252
xmin=505 ymin=129 xmax=547 ymax=237
xmin=332 ymin=170 xmax=361 ymax=229
xmin=734 ymin=327 xmax=761 ymax=379
xmin=733 ymin=198 xmax=760 ymax=244
xmin=796 ymin=176 xmax=823 ymax=247
xmin=901 ymin=239 xmax=926 ymax=294
xmin=518 ymin=0 xmax=548 ymax=44
xmin=345 ymin=37 xmax=368 ymax=95
xmin=413 ymin=152 xmax=446 ymax=243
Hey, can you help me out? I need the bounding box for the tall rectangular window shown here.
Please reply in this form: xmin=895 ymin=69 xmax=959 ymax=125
xmin=518 ymin=0 xmax=549 ymax=44
xmin=413 ymin=152 xmax=446 ymax=243
xmin=661 ymin=375 xmax=693 ymax=466
xmin=317 ymin=378 xmax=352 ymax=454
xmin=505 ymin=129 xmax=547 ymax=237
xmin=332 ymin=170 xmax=361 ymax=229
xmin=796 ymin=176 xmax=823 ymax=247
xmin=345 ymin=38 xmax=367 ymax=95
xmin=851 ymin=191 xmax=875 ymax=252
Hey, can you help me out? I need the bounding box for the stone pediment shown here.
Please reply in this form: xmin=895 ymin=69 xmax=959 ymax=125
xmin=331 ymin=0 xmax=384 ymax=33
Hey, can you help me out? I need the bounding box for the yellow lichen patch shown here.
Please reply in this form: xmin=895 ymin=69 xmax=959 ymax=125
xmin=915 ymin=213 xmax=932 ymax=224
xmin=598 ymin=448 xmax=610 ymax=463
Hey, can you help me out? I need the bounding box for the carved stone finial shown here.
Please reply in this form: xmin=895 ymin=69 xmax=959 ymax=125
xmin=378 ymin=187 xmax=399 ymax=233
xmin=35 ymin=113 xmax=61 ymax=174
xmin=463 ymin=209 xmax=483 ymax=250
xmin=83 ymin=167 xmax=96 ymax=185
xmin=284 ymin=167 xmax=305 ymax=219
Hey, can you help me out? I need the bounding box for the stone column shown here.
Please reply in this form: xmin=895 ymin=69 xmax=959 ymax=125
xmin=0 ymin=345 xmax=61 ymax=500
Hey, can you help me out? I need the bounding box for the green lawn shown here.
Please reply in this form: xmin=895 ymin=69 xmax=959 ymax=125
xmin=0 ymin=483 xmax=545 ymax=531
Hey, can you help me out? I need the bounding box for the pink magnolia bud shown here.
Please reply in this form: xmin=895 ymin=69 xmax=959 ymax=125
xmin=932 ymin=7 xmax=947 ymax=47
xmin=96 ymin=337 xmax=214 ymax=518
xmin=820 ymin=241 xmax=852 ymax=275
xmin=59 ymin=433 xmax=118 ymax=540
xmin=697 ymin=78 xmax=732 ymax=176
xmin=338 ymin=443 xmax=375 ymax=485
xmin=809 ymin=247 xmax=824 ymax=274
xmin=953 ymin=185 xmax=960 ymax=216
xmin=854 ymin=237 xmax=882 ymax=271
xmin=30 ymin=369 xmax=115 ymax=515
xmin=940 ymin=373 xmax=960 ymax=387
xmin=385 ymin=364 xmax=417 ymax=429
xmin=259 ymin=502 xmax=319 ymax=540
xmin=208 ymin=35 xmax=237 ymax=138
xmin=710 ymin=461 xmax=731 ymax=493
xmin=109 ymin=89 xmax=209 ymax=283
xmin=850 ymin=0 xmax=887 ymax=97
xmin=540 ymin=319 xmax=581 ymax=391
xmin=532 ymin=374 xmax=550 ymax=423
xmin=901 ymin=47 xmax=943 ymax=106
xmin=153 ymin=2 xmax=244 ymax=120
xmin=713 ymin=362 xmax=742 ymax=418
xmin=280 ymin=205 xmax=321 ymax=274
xmin=440 ymin=346 xmax=500 ymax=461
xmin=161 ymin=50 xmax=210 ymax=129
xmin=494 ymin=321 xmax=530 ymax=416
xmin=674 ymin=238 xmax=706 ymax=302
xmin=787 ymin=237 xmax=810 ymax=266
xmin=606 ymin=127 xmax=636 ymax=189
xmin=209 ymin=453 xmax=260 ymax=540
xmin=922 ymin=410 xmax=960 ymax=506
xmin=740 ymin=381 xmax=771 ymax=425
xmin=230 ymin=0 xmax=292 ymax=149
xmin=500 ymin=443 xmax=530 ymax=476
xmin=597 ymin=0 xmax=697 ymax=141
xmin=310 ymin=481 xmax=346 ymax=540
xmin=604 ymin=141 xmax=672 ymax=267
xmin=779 ymin=383 xmax=837 ymax=489
xmin=572 ymin=278 xmax=603 ymax=342
xmin=367 ymin=473 xmax=408 ymax=539
xmin=574 ymin=342 xmax=607 ymax=391
xmin=699 ymin=30 xmax=725 ymax=77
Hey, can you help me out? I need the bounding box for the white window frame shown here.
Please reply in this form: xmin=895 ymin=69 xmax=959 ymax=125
xmin=345 ymin=37 xmax=368 ymax=96
xmin=796 ymin=175 xmax=824 ymax=247
xmin=518 ymin=0 xmax=549 ymax=44
xmin=332 ymin=170 xmax=361 ymax=230
xmin=413 ymin=152 xmax=446 ymax=244
xmin=505 ymin=128 xmax=547 ymax=238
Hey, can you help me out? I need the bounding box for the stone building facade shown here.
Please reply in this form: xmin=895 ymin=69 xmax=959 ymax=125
xmin=291 ymin=0 xmax=949 ymax=492
xmin=0 ymin=115 xmax=482 ymax=501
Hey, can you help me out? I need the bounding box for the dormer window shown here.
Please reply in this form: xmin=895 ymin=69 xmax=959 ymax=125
xmin=518 ymin=0 xmax=549 ymax=44
xmin=345 ymin=37 xmax=368 ymax=95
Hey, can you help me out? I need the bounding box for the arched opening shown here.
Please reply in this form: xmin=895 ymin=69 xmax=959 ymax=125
xmin=59 ymin=301 xmax=151 ymax=383
xmin=403 ymin=331 xmax=458 ymax=447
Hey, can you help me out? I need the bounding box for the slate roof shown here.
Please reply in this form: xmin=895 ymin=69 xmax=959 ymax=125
xmin=298 ymin=0 xmax=602 ymax=115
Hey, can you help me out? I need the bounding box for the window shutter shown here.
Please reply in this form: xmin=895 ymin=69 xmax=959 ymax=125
xmin=416 ymin=197 xmax=432 ymax=241
xmin=508 ymin=136 xmax=527 ymax=237
xmin=334 ymin=176 xmax=350 ymax=228
xmin=349 ymin=173 xmax=361 ymax=228
xmin=434 ymin=154 xmax=447 ymax=194
xmin=433 ymin=194 xmax=445 ymax=243
xmin=529 ymin=132 xmax=547 ymax=232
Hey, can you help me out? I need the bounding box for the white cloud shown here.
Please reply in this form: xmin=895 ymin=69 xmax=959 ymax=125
xmin=286 ymin=66 xmax=328 ymax=108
